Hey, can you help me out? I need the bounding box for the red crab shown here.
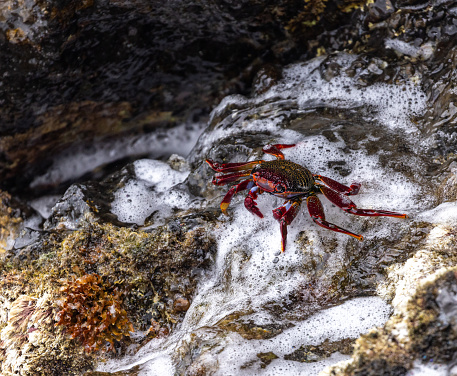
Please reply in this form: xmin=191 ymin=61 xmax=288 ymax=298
xmin=206 ymin=143 xmax=407 ymax=253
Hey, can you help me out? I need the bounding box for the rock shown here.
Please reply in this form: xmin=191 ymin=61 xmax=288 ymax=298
xmin=1 ymin=0 xmax=358 ymax=192
xmin=0 ymin=190 xmax=42 ymax=253
xmin=173 ymin=298 xmax=191 ymax=313
xmin=324 ymin=267 xmax=457 ymax=375
xmin=1 ymin=0 xmax=457 ymax=375
xmin=0 ymin=211 xmax=216 ymax=374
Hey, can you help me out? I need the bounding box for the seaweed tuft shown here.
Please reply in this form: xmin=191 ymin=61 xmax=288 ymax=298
xmin=55 ymin=274 xmax=133 ymax=353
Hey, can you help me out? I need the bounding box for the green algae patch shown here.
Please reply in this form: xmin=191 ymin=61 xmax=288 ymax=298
xmin=257 ymin=352 xmax=279 ymax=368
xmin=284 ymin=338 xmax=354 ymax=363
xmin=0 ymin=221 xmax=215 ymax=375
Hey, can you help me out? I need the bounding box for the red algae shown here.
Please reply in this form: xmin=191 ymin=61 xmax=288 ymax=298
xmin=55 ymin=274 xmax=133 ymax=353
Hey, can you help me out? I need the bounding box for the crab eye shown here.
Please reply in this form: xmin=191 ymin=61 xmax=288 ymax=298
xmin=276 ymin=184 xmax=286 ymax=193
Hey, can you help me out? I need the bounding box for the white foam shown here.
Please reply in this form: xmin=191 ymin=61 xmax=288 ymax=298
xmin=111 ymin=159 xmax=191 ymax=225
xmin=416 ymin=202 xmax=457 ymax=224
xmin=97 ymin=297 xmax=389 ymax=376
xmin=30 ymin=122 xmax=205 ymax=189
xmin=213 ymin=297 xmax=390 ymax=376
xmin=98 ymin=55 xmax=429 ymax=374
xmin=285 ymin=137 xmax=421 ymax=214
xmin=138 ymin=354 xmax=174 ymax=376
xmin=96 ymin=339 xmax=173 ymax=374
xmin=405 ymin=360 xmax=448 ymax=376
xmin=112 ymin=179 xmax=157 ymax=225
xmin=134 ymin=159 xmax=189 ymax=191
xmin=265 ymin=352 xmax=351 ymax=376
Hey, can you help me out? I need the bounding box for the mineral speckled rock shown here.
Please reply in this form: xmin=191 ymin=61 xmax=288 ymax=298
xmin=284 ymin=338 xmax=354 ymax=363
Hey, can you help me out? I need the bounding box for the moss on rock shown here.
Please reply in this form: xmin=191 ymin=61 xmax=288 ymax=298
xmin=0 ymin=218 xmax=216 ymax=375
xmin=323 ymin=226 xmax=457 ymax=376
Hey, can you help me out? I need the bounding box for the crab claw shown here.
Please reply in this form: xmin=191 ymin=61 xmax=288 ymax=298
xmin=206 ymin=159 xmax=263 ymax=173
xmin=245 ymin=197 xmax=264 ymax=218
xmin=212 ymin=171 xmax=251 ymax=186
xmin=244 ymin=186 xmax=264 ymax=218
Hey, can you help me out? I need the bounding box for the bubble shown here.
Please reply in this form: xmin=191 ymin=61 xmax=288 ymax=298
xmin=111 ymin=159 xmax=191 ymax=225
xmin=99 ymin=54 xmax=428 ymax=376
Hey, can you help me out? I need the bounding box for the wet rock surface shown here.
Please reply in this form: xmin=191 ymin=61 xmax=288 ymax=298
xmin=0 ymin=190 xmax=42 ymax=253
xmin=0 ymin=0 xmax=365 ymax=193
xmin=1 ymin=0 xmax=457 ymax=375
xmin=325 ymin=266 xmax=457 ymax=376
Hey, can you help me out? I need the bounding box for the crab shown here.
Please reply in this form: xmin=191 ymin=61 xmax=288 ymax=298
xmin=206 ymin=143 xmax=407 ymax=253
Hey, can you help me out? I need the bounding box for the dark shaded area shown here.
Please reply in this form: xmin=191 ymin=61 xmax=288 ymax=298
xmin=2 ymin=0 xmax=457 ymax=194
xmin=1 ymin=0 xmax=377 ymax=193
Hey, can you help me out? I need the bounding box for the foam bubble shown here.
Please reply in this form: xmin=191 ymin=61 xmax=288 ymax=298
xmin=111 ymin=159 xmax=191 ymax=225
xmin=134 ymin=159 xmax=189 ymax=191
xmin=270 ymin=56 xmax=425 ymax=133
xmin=112 ymin=180 xmax=157 ymax=225
xmin=98 ymin=55 xmax=428 ymax=374
xmin=214 ymin=297 xmax=390 ymax=376
xmin=96 ymin=341 xmax=173 ymax=374
xmin=416 ymin=202 xmax=457 ymax=224
xmin=31 ymin=122 xmax=204 ymax=189
xmin=134 ymin=353 xmax=174 ymax=376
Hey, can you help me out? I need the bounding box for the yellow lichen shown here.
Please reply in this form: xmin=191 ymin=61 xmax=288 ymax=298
xmin=0 ymin=190 xmax=24 ymax=254
xmin=6 ymin=28 xmax=27 ymax=43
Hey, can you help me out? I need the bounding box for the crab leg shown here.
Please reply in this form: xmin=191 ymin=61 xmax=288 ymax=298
xmin=262 ymin=144 xmax=296 ymax=160
xmin=319 ymin=186 xmax=407 ymax=218
xmin=206 ymin=159 xmax=263 ymax=173
xmin=314 ymin=175 xmax=361 ymax=196
xmin=306 ymin=195 xmax=363 ymax=241
xmin=272 ymin=199 xmax=302 ymax=252
xmin=219 ymin=179 xmax=254 ymax=214
xmin=212 ymin=171 xmax=252 ymax=186
xmin=245 ymin=186 xmax=264 ymax=218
